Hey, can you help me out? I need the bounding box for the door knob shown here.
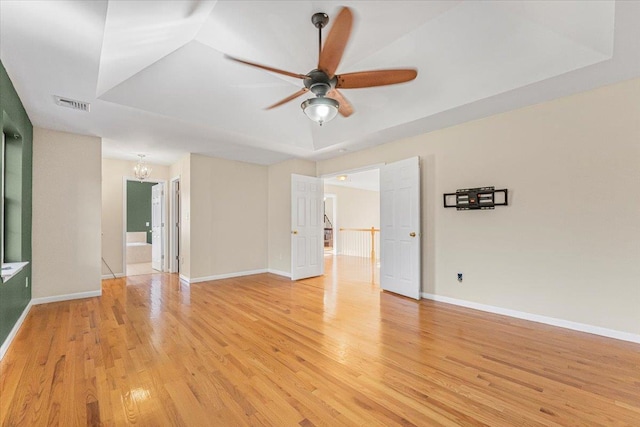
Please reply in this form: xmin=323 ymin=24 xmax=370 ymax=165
xmin=292 ymin=230 xmax=298 ymax=235
xmin=409 ymin=232 xmax=416 ymax=237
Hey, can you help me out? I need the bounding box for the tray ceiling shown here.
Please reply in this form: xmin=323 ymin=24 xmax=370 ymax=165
xmin=1 ymin=1 xmax=638 ymax=165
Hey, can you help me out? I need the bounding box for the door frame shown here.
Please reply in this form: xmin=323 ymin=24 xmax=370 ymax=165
xmin=122 ymin=176 xmax=168 ymax=276
xmin=324 ymin=193 xmax=337 ymax=255
xmin=170 ymin=176 xmax=180 ymax=273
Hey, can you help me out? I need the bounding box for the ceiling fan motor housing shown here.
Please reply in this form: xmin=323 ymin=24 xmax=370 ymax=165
xmin=311 ymin=12 xmax=329 ymax=29
xmin=304 ymin=69 xmax=337 ymax=97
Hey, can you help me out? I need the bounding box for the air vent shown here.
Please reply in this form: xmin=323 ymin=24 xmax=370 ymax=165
xmin=54 ymin=96 xmax=90 ymax=112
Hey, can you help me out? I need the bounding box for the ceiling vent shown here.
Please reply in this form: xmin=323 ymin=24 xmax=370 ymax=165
xmin=54 ymin=96 xmax=90 ymax=112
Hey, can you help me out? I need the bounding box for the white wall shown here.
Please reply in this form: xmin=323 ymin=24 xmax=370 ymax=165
xmin=189 ymin=154 xmax=268 ymax=280
xmin=101 ymin=158 xmax=169 ymax=277
xmin=267 ymin=158 xmax=316 ymax=275
xmin=317 ymin=78 xmax=640 ymax=335
xmin=32 ymin=128 xmax=102 ymax=298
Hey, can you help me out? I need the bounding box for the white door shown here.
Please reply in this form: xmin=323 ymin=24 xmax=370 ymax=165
xmin=291 ymin=174 xmax=324 ymax=280
xmin=151 ymin=183 xmax=163 ymax=271
xmin=380 ymin=157 xmax=421 ymax=299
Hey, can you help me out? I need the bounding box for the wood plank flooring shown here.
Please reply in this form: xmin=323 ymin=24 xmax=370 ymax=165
xmin=1 ymin=255 xmax=639 ymax=426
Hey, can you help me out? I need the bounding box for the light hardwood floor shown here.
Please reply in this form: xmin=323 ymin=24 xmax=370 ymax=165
xmin=126 ymin=262 xmax=157 ymax=277
xmin=1 ymin=256 xmax=639 ymax=426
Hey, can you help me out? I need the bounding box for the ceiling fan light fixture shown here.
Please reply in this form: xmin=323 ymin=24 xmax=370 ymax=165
xmin=301 ymin=97 xmax=339 ymax=126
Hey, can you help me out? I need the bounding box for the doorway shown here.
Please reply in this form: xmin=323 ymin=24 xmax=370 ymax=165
xmin=322 ymin=168 xmax=381 ymax=284
xmin=123 ymin=178 xmax=166 ymax=276
xmin=319 ymin=157 xmax=421 ymax=299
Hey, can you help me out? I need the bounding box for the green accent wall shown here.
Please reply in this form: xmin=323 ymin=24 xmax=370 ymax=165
xmin=0 ymin=60 xmax=33 ymax=347
xmin=127 ymin=181 xmax=154 ymax=244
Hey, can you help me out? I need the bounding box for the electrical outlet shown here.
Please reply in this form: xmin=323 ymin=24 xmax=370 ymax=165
xmin=457 ymin=273 xmax=463 ymax=282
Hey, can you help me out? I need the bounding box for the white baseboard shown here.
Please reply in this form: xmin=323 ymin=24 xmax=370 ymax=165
xmin=422 ymin=293 xmax=640 ymax=344
xmin=101 ymin=273 xmax=125 ymax=279
xmin=31 ymin=290 xmax=102 ymax=306
xmin=179 ymin=274 xmax=190 ymax=283
xmin=0 ymin=301 xmax=33 ymax=361
xmin=267 ymin=269 xmax=291 ymax=278
xmin=187 ymin=269 xmax=268 ymax=284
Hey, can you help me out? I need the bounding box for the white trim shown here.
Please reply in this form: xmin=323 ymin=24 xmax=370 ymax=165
xmin=179 ymin=274 xmax=190 ymax=283
xmin=170 ymin=176 xmax=180 ymax=274
xmin=189 ymin=269 xmax=268 ymax=284
xmin=267 ymin=269 xmax=291 ymax=278
xmin=0 ymin=301 xmax=32 ymax=361
xmin=31 ymin=290 xmax=102 ymax=305
xmin=319 ymin=163 xmax=384 ymax=180
xmin=421 ymin=293 xmax=640 ymax=344
xmin=101 ymin=273 xmax=125 ymax=280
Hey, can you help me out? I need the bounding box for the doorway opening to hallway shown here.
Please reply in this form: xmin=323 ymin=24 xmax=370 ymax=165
xmin=323 ymin=168 xmax=381 ymax=285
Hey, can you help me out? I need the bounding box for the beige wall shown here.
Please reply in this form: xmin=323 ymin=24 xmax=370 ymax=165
xmin=101 ymin=158 xmax=169 ymax=276
xmin=317 ymin=78 xmax=640 ymax=335
xmin=324 ymin=196 xmax=334 ymax=225
xmin=32 ymin=128 xmax=102 ymax=298
xmin=324 ymin=184 xmax=380 ymax=230
xmin=189 ymin=154 xmax=268 ymax=279
xmin=324 ymin=184 xmax=380 ymax=257
xmin=267 ymin=158 xmax=316 ymax=274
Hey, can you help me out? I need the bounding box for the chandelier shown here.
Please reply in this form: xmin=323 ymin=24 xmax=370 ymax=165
xmin=133 ymin=154 xmax=152 ymax=181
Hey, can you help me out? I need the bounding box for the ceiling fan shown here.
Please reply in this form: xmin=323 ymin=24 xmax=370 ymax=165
xmin=225 ymin=7 xmax=418 ymax=125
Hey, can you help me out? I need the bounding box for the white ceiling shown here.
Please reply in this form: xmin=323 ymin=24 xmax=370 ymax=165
xmin=1 ymin=1 xmax=639 ymax=166
xmin=324 ymin=168 xmax=379 ymax=192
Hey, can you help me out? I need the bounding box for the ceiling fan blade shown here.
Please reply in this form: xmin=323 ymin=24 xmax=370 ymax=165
xmin=327 ymin=89 xmax=354 ymax=117
xmin=318 ymin=7 xmax=353 ymax=78
xmin=265 ymin=88 xmax=309 ymax=110
xmin=225 ymin=55 xmax=306 ymax=80
xmin=336 ymin=69 xmax=418 ymax=89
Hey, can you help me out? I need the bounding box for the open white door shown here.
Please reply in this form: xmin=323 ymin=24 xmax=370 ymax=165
xmin=291 ymin=174 xmax=324 ymax=280
xmin=151 ymin=183 xmax=164 ymax=271
xmin=380 ymin=157 xmax=421 ymax=299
